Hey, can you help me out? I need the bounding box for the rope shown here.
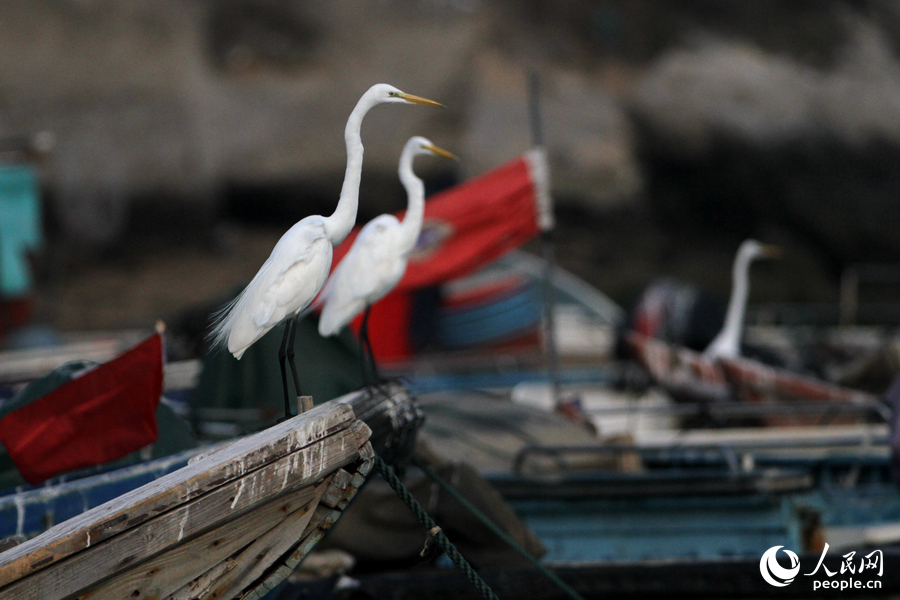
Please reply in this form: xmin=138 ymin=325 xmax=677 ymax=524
xmin=373 ymin=455 xmax=500 ymax=600
xmin=411 ymin=456 xmax=586 ymax=600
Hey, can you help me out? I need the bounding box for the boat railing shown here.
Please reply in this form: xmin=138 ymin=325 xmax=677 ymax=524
xmin=580 ymin=398 xmax=893 ymax=422
xmin=511 ymin=434 xmax=890 ymax=477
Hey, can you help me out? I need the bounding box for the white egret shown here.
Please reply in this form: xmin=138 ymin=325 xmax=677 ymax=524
xmin=318 ymin=136 xmax=456 ymax=383
xmin=703 ymin=239 xmax=780 ymax=360
xmin=210 ymin=84 xmax=444 ymax=418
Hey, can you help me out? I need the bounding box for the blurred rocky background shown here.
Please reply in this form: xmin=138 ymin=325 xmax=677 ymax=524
xmin=3 ymin=0 xmax=900 ymax=333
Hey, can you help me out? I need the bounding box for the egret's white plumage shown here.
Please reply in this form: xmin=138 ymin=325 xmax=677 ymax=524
xmin=210 ymin=84 xmax=444 ymax=359
xmin=318 ymin=136 xmax=456 ymax=337
xmin=704 ymin=239 xmax=780 ymax=360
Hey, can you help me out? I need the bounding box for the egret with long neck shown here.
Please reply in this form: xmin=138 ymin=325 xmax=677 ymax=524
xmin=704 ymin=239 xmax=780 ymax=360
xmin=318 ymin=136 xmax=456 ymax=383
xmin=210 ymin=85 xmax=444 ymax=418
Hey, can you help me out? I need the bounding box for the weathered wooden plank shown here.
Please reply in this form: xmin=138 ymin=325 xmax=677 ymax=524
xmin=0 ymin=426 xmax=361 ymax=600
xmin=320 ymin=469 xmax=353 ymax=509
xmin=284 ymin=526 xmax=329 ymax=571
xmin=196 ymin=481 xmax=328 ymax=600
xmin=75 ymin=480 xmax=325 ymax=600
xmin=241 ymin=563 xmax=295 ymax=600
xmin=348 ymin=419 xmax=373 ymax=448
xmin=240 ymin=524 xmax=331 ymax=600
xmin=300 ymin=504 xmax=338 ymax=540
xmin=358 ymin=441 xmax=375 ymax=462
xmin=297 ymin=396 xmax=314 ymax=413
xmin=339 ymin=471 xmax=369 ymax=511
xmin=0 ymin=402 xmax=355 ymax=586
xmin=240 ymin=459 xmax=371 ymax=600
xmin=348 ymin=471 xmax=367 ymax=490
xmin=357 ymin=445 xmax=375 ymax=478
xmin=167 ymin=558 xmax=237 ymax=600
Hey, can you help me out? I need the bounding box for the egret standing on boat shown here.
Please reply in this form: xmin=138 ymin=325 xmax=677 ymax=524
xmin=318 ymin=136 xmax=456 ymax=383
xmin=704 ymin=239 xmax=780 ymax=360
xmin=210 ymin=85 xmax=444 ymax=418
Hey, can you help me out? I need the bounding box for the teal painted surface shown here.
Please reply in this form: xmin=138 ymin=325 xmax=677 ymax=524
xmin=510 ymin=493 xmax=803 ymax=562
xmin=504 ymin=456 xmax=900 ymax=564
xmin=770 ymin=455 xmax=900 ymax=529
xmin=0 ymin=165 xmax=41 ymax=297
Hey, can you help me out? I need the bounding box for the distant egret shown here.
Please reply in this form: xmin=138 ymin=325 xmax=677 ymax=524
xmin=318 ymin=136 xmax=456 ymax=383
xmin=210 ymin=84 xmax=444 ymax=418
xmin=703 ymin=239 xmax=780 ymax=360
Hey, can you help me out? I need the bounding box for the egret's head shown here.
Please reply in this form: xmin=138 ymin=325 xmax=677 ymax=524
xmin=368 ymin=83 xmax=445 ymax=108
xmin=409 ymin=136 xmax=457 ymax=160
xmin=739 ymin=239 xmax=782 ymax=262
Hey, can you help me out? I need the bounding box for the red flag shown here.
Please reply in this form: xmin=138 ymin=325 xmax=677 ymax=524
xmin=0 ymin=334 xmax=163 ymax=484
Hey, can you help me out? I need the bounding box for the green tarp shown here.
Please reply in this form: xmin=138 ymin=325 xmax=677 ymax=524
xmin=192 ymin=313 xmax=365 ymax=418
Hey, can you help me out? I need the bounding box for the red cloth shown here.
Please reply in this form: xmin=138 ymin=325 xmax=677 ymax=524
xmin=0 ymin=334 xmax=163 ymax=484
xmin=348 ymin=291 xmax=414 ymax=359
xmin=332 ymin=153 xmax=545 ymax=360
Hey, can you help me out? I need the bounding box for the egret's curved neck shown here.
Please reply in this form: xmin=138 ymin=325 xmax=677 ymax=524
xmin=397 ymin=150 xmax=425 ymax=254
xmin=323 ymin=95 xmax=375 ymax=245
xmin=716 ymin=251 xmax=754 ymax=356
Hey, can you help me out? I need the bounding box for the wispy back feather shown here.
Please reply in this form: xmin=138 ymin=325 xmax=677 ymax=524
xmin=206 ymin=287 xmax=249 ymax=352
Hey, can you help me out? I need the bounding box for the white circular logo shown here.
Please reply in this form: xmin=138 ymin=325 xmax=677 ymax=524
xmin=760 ymin=546 xmax=800 ymax=587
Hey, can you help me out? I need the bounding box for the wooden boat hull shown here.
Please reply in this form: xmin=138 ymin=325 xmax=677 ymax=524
xmin=0 ymin=401 xmax=374 ymax=600
xmin=0 ymin=383 xmax=423 ymax=546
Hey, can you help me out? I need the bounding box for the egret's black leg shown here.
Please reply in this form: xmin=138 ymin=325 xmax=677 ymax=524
xmin=359 ymin=306 xmax=372 ymax=386
xmin=359 ymin=337 xmax=370 ymax=387
xmin=363 ymin=313 xmax=380 ymax=383
xmin=360 ymin=306 xmax=389 ymax=396
xmin=286 ymin=313 xmax=303 ymax=401
xmin=278 ymin=320 xmax=292 ymax=420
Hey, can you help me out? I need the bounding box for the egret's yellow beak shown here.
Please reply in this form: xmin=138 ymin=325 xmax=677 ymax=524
xmin=399 ymin=93 xmax=446 ymax=108
xmin=761 ymin=244 xmax=783 ymax=259
xmin=424 ymin=144 xmax=457 ymax=160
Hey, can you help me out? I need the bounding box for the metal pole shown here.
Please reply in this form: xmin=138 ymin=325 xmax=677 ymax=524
xmin=528 ymin=70 xmax=563 ymax=409
xmin=839 ymin=266 xmax=858 ymax=327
